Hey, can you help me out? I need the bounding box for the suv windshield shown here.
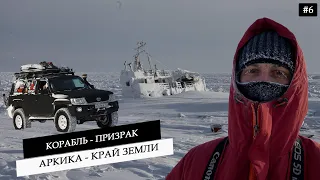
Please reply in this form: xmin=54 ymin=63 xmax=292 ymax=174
xmin=49 ymin=76 xmax=91 ymax=92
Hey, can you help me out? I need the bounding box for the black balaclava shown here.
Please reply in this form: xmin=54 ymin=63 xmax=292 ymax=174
xmin=236 ymin=31 xmax=295 ymax=102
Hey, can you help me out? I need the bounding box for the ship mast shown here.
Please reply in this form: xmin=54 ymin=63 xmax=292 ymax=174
xmin=133 ymin=41 xmax=153 ymax=71
xmin=133 ymin=41 xmax=145 ymax=71
xmin=146 ymin=52 xmax=152 ymax=70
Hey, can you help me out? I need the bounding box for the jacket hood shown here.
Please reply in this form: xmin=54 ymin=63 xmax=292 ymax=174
xmin=228 ymin=17 xmax=308 ymax=178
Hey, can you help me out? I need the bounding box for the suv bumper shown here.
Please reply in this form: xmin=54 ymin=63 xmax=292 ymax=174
xmin=69 ymin=101 xmax=119 ymax=122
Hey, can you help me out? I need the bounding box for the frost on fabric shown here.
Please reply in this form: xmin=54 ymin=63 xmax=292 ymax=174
xmin=237 ymin=81 xmax=289 ymax=102
xmin=236 ymin=31 xmax=295 ymax=74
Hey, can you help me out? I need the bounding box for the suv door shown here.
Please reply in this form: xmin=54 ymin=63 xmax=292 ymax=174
xmin=33 ymin=80 xmax=55 ymax=117
xmin=22 ymin=93 xmax=37 ymax=117
xmin=23 ymin=79 xmax=38 ymax=117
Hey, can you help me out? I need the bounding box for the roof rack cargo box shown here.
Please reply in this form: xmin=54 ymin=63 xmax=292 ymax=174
xmin=20 ymin=62 xmax=59 ymax=72
xmin=20 ymin=64 xmax=45 ymax=72
xmin=16 ymin=62 xmax=74 ymax=79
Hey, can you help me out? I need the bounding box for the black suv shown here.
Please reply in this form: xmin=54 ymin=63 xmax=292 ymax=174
xmin=3 ymin=62 xmax=119 ymax=133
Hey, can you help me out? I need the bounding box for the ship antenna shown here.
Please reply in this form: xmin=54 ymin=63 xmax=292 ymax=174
xmin=146 ymin=52 xmax=152 ymax=70
xmin=133 ymin=41 xmax=147 ymax=71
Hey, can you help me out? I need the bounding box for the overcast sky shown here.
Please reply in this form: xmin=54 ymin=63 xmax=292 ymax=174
xmin=0 ymin=0 xmax=319 ymax=73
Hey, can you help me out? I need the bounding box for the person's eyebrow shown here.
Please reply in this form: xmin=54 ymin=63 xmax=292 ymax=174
xmin=271 ymin=64 xmax=287 ymax=69
xmin=246 ymin=64 xmax=259 ymax=68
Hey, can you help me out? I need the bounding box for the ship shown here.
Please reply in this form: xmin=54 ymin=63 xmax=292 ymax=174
xmin=120 ymin=41 xmax=207 ymax=98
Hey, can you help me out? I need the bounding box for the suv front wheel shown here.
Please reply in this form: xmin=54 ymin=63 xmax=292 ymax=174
xmin=97 ymin=112 xmax=118 ymax=128
xmin=54 ymin=108 xmax=77 ymax=133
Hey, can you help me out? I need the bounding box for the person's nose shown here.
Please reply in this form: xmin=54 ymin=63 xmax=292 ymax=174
xmin=257 ymin=70 xmax=270 ymax=82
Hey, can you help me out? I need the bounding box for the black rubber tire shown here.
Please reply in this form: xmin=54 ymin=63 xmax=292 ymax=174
xmin=96 ymin=115 xmax=112 ymax=128
xmin=54 ymin=108 xmax=77 ymax=133
xmin=97 ymin=112 xmax=118 ymax=128
xmin=12 ymin=108 xmax=26 ymax=130
xmin=25 ymin=117 xmax=31 ymax=128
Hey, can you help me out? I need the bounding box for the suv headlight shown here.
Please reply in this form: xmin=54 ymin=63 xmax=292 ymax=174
xmin=108 ymin=94 xmax=116 ymax=102
xmin=70 ymin=98 xmax=87 ymax=105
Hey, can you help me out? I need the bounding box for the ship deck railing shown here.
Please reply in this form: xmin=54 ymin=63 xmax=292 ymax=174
xmin=144 ymin=70 xmax=171 ymax=77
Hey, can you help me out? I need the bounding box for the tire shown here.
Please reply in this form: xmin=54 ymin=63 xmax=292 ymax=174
xmin=25 ymin=117 xmax=31 ymax=128
xmin=54 ymin=108 xmax=77 ymax=133
xmin=97 ymin=112 xmax=118 ymax=128
xmin=13 ymin=108 xmax=26 ymax=130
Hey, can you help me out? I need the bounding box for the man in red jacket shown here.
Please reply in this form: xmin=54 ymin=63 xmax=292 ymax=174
xmin=166 ymin=17 xmax=320 ymax=180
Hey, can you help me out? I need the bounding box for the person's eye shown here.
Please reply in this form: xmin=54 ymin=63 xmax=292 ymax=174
xmin=273 ymin=70 xmax=288 ymax=79
xmin=244 ymin=68 xmax=259 ymax=74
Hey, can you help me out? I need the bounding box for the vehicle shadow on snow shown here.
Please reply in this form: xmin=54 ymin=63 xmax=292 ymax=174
xmin=0 ymin=149 xmax=23 ymax=154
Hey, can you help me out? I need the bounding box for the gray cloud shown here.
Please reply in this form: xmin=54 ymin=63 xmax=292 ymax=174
xmin=0 ymin=0 xmax=319 ymax=73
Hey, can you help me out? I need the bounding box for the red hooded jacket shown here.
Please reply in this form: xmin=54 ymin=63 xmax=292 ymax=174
xmin=166 ymin=17 xmax=320 ymax=180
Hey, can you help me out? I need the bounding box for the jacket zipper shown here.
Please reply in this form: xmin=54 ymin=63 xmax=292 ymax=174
xmin=253 ymin=103 xmax=260 ymax=138
xmin=249 ymin=103 xmax=260 ymax=180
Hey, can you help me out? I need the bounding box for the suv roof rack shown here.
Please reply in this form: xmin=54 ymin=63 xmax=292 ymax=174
xmin=14 ymin=61 xmax=75 ymax=79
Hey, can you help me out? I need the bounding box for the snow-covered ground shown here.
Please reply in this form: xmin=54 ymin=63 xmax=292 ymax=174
xmin=0 ymin=72 xmax=320 ymax=180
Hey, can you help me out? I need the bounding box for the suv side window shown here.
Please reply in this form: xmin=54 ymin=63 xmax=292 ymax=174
xmin=26 ymin=79 xmax=37 ymax=94
xmin=10 ymin=83 xmax=15 ymax=95
xmin=13 ymin=80 xmax=27 ymax=95
xmin=36 ymin=80 xmax=49 ymax=95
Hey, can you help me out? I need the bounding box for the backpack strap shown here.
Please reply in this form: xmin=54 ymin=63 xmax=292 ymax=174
xmin=202 ymin=137 xmax=229 ymax=180
xmin=290 ymin=137 xmax=304 ymax=180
